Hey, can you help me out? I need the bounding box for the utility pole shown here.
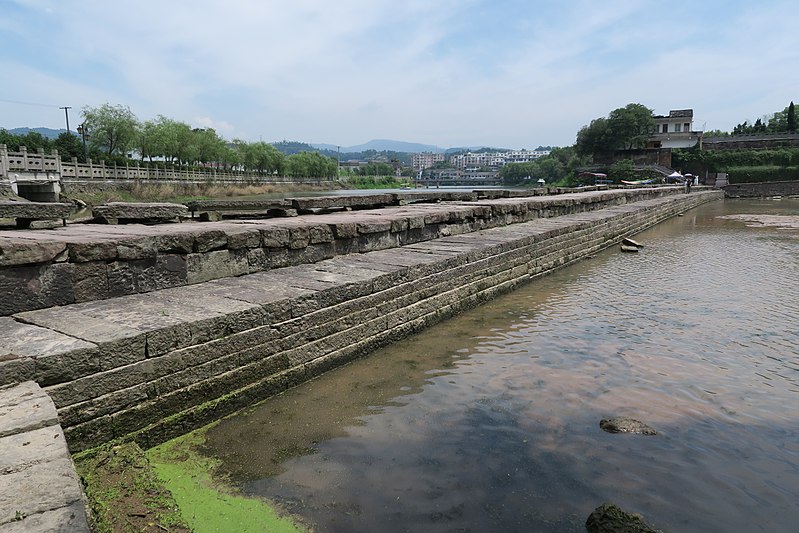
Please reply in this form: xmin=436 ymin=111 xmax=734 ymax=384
xmin=59 ymin=106 xmax=72 ymax=134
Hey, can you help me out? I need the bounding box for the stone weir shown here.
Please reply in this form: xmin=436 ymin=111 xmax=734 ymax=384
xmin=0 ymin=187 xmax=722 ymax=459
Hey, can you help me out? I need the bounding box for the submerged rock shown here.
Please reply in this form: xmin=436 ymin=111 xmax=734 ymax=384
xmin=620 ymin=244 xmax=640 ymax=253
xmin=586 ymin=503 xmax=661 ymax=533
xmin=599 ymin=417 xmax=657 ymax=435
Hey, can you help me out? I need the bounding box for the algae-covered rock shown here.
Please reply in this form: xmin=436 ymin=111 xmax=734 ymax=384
xmin=586 ymin=503 xmax=661 ymax=533
xmin=599 ymin=417 xmax=657 ymax=435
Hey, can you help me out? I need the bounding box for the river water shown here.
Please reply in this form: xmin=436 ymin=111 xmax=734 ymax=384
xmin=201 ymin=198 xmax=799 ymax=532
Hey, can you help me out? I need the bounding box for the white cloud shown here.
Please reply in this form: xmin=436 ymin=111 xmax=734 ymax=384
xmin=2 ymin=0 xmax=798 ymax=147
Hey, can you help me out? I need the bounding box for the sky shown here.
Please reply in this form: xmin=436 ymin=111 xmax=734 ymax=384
xmin=1 ymin=0 xmax=798 ymax=150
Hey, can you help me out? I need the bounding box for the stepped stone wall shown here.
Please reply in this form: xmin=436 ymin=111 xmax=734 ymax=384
xmin=722 ymin=180 xmax=799 ymax=197
xmin=0 ymin=189 xmax=722 ymax=453
xmin=2 ymin=187 xmax=687 ymax=317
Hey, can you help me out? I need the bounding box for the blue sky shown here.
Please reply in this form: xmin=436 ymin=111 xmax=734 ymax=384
xmin=1 ymin=0 xmax=798 ymax=149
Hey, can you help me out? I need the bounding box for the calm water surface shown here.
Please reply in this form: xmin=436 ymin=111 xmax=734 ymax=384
xmin=203 ymin=198 xmax=799 ymax=532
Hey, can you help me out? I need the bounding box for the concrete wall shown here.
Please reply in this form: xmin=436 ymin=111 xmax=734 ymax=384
xmin=0 ymin=190 xmax=722 ymax=453
xmin=722 ymin=180 xmax=799 ymax=197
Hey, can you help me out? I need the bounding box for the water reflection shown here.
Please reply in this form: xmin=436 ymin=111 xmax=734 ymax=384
xmin=203 ymin=198 xmax=799 ymax=532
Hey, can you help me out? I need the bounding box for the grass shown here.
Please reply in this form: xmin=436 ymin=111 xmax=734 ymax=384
xmin=74 ymin=442 xmax=191 ymax=533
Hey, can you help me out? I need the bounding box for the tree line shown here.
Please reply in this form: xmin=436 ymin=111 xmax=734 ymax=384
xmin=3 ymin=104 xmax=340 ymax=178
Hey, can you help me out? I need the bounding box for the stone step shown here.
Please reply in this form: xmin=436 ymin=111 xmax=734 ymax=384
xmin=0 ymin=382 xmax=89 ymax=532
xmin=0 ymin=190 xmax=722 ymax=453
xmin=0 ymin=187 xmax=701 ymax=317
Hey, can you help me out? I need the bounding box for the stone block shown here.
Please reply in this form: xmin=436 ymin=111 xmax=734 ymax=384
xmin=186 ymin=249 xmax=249 ymax=284
xmin=308 ymin=224 xmax=334 ymax=244
xmin=193 ymin=229 xmax=228 ymax=253
xmin=331 ymin=222 xmax=357 ymax=239
xmin=288 ymin=226 xmax=310 ymax=249
xmin=0 ymin=240 xmax=67 ymax=268
xmin=0 ymin=263 xmax=75 ymax=316
xmin=226 ymin=228 xmax=262 ymax=250
xmin=0 ymin=501 xmax=89 ymax=532
xmin=92 ymin=202 xmax=187 ymax=224
xmin=0 ymin=381 xmax=59 ymax=438
xmin=260 ymin=227 xmax=290 ymax=248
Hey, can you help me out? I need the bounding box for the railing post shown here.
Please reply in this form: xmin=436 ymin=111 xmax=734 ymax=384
xmin=20 ymin=146 xmax=28 ymax=169
xmin=0 ymin=144 xmax=8 ymax=178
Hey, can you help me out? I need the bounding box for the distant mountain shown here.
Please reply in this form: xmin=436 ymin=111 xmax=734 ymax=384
xmin=313 ymin=139 xmax=444 ymax=154
xmin=8 ymin=127 xmax=66 ymax=139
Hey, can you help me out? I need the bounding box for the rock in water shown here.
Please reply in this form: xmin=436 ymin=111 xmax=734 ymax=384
xmin=620 ymin=245 xmax=639 ymax=253
xmin=622 ymin=237 xmax=644 ymax=248
xmin=599 ymin=417 xmax=657 ymax=435
xmin=586 ymin=503 xmax=661 ymax=533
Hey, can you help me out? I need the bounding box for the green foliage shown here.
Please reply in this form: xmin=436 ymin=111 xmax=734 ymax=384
xmin=674 ymin=147 xmax=799 ymax=170
xmin=353 ymin=162 xmax=395 ymax=176
xmin=345 ymin=175 xmax=409 ymax=189
xmin=53 ymin=132 xmax=85 ymax=161
xmin=284 ymin=151 xmax=337 ymax=178
xmin=81 ymin=103 xmax=139 ymax=156
xmin=0 ymin=128 xmax=52 ymax=151
xmin=576 ymin=103 xmax=655 ymax=156
xmin=608 ymin=159 xmax=636 ymax=181
xmin=498 ymin=146 xmax=586 ymax=185
xmin=726 ymin=165 xmax=799 ymax=183
xmin=788 ymin=102 xmax=797 ymax=133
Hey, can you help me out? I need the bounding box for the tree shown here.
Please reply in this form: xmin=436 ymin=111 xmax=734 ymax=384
xmin=608 ymin=159 xmax=636 ymax=181
xmin=607 ymin=103 xmax=655 ymax=150
xmin=81 ymin=103 xmax=140 ymax=156
xmin=53 ymin=132 xmax=85 ymax=162
xmin=576 ymin=104 xmax=654 ymax=156
xmin=788 ymin=101 xmax=797 ymax=133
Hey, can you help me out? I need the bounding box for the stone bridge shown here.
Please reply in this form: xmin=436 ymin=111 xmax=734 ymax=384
xmin=0 ymin=186 xmax=723 ymax=530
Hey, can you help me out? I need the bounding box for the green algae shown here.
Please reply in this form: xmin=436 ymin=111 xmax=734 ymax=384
xmin=146 ymin=429 xmax=305 ymax=533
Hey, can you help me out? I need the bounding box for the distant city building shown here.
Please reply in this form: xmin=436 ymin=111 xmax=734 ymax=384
xmin=449 ymin=149 xmax=550 ymax=170
xmin=648 ymin=109 xmax=701 ymax=149
xmin=412 ymin=152 xmax=445 ymax=171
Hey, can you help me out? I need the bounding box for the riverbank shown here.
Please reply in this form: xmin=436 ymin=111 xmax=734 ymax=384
xmin=0 ymin=187 xmax=721 ymax=531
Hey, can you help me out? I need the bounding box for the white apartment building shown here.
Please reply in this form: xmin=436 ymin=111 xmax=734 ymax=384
xmin=449 ymin=149 xmax=550 ymax=170
xmin=412 ymin=152 xmax=445 ymax=171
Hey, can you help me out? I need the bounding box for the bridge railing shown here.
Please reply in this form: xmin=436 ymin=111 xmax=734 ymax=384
xmin=0 ymin=144 xmax=331 ymax=184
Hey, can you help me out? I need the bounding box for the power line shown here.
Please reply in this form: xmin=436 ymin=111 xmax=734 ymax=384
xmin=0 ymin=97 xmax=61 ymax=108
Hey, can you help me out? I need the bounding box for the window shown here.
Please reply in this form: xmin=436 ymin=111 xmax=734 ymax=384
xmin=684 ymin=123 xmax=690 ymax=131
xmin=662 ymin=124 xmax=668 ymax=133
xmin=674 ymin=123 xmax=682 ymax=132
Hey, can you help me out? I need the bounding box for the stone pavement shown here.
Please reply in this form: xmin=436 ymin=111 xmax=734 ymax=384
xmin=0 ymin=382 xmax=89 ymax=532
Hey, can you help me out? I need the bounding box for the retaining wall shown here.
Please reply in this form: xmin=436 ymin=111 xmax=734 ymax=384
xmin=1 ymin=187 xmax=692 ymax=317
xmin=722 ymin=180 xmax=799 ymax=197
xmin=0 ymin=189 xmax=722 ymax=453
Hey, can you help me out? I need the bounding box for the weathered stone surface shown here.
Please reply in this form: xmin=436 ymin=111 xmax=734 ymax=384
xmin=0 ymin=200 xmax=72 ymax=221
xmin=186 ymin=199 xmax=292 ymax=212
xmin=0 ymin=318 xmax=98 ymax=386
xmin=599 ymin=417 xmax=658 ymax=435
xmin=0 ymin=381 xmax=59 ymax=438
xmin=92 ymin=202 xmax=187 ymax=223
xmin=0 ymin=240 xmax=67 ymax=267
xmin=260 ymin=227 xmax=290 ymax=248
xmin=0 ymin=501 xmax=90 ymax=532
xmin=0 ymin=263 xmax=75 ymax=315
xmin=0 ymin=457 xmax=86 ymax=527
xmin=585 ymin=503 xmax=661 ymax=533
xmin=186 ymin=249 xmax=249 ymax=284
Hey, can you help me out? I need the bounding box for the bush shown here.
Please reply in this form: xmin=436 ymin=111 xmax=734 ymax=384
xmin=726 ymin=166 xmax=799 ymax=183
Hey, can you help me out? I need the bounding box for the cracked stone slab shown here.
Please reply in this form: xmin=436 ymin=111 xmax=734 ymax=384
xmin=0 ymin=382 xmax=59 ymax=438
